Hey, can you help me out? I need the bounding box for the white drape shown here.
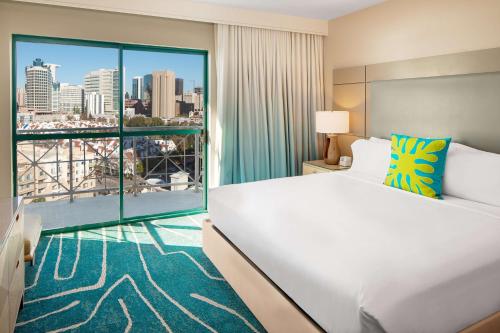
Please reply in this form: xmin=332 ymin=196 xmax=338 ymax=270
xmin=215 ymin=24 xmax=324 ymax=185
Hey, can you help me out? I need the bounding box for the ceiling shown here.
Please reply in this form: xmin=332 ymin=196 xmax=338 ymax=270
xmin=192 ymin=0 xmax=385 ymax=20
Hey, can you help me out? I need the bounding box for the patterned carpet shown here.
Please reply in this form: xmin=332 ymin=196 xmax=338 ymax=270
xmin=16 ymin=215 xmax=265 ymax=333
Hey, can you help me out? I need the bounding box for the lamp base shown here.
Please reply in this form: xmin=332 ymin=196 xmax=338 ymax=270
xmin=323 ymin=134 xmax=340 ymax=165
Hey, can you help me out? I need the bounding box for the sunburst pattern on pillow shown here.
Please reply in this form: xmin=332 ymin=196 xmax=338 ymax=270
xmin=384 ymin=134 xmax=451 ymax=199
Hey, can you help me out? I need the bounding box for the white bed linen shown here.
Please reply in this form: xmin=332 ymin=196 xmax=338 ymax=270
xmin=208 ymin=171 xmax=500 ymax=333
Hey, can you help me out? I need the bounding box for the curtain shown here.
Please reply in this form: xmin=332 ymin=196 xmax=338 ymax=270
xmin=216 ymin=24 xmax=324 ymax=185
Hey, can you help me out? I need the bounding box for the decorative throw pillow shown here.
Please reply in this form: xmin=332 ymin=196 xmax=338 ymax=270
xmin=384 ymin=134 xmax=451 ymax=199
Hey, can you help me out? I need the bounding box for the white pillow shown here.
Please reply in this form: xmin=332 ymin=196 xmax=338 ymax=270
xmin=369 ymin=137 xmax=391 ymax=144
xmin=350 ymin=139 xmax=391 ymax=184
xmin=443 ymin=143 xmax=500 ymax=207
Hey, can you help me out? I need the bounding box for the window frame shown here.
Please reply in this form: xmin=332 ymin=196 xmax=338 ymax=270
xmin=12 ymin=34 xmax=209 ymax=231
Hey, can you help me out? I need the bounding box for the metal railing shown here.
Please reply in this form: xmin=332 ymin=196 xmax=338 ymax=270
xmin=16 ymin=132 xmax=203 ymax=204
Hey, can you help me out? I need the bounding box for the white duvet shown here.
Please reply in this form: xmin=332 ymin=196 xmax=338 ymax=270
xmin=208 ymin=171 xmax=500 ymax=333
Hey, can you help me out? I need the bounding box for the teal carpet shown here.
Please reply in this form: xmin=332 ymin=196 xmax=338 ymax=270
xmin=16 ymin=215 xmax=265 ymax=333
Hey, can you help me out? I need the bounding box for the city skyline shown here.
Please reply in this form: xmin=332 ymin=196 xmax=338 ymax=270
xmin=16 ymin=41 xmax=205 ymax=94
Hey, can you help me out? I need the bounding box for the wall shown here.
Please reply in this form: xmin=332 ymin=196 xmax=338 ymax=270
xmin=324 ymin=0 xmax=500 ymax=109
xmin=0 ymin=1 xmax=216 ymax=198
xmin=13 ymin=0 xmax=328 ymax=35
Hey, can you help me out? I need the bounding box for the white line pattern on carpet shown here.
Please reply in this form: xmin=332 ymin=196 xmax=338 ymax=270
xmin=48 ymin=275 xmax=172 ymax=333
xmin=128 ymin=223 xmax=218 ymax=333
xmin=54 ymin=231 xmax=81 ymax=280
xmin=26 ymin=235 xmax=54 ymax=291
xmin=142 ymin=222 xmax=224 ymax=281
xmin=18 ymin=219 xmax=262 ymax=333
xmin=191 ymin=293 xmax=261 ymax=333
xmin=15 ymin=301 xmax=80 ymax=327
xmin=118 ymin=298 xmax=132 ymax=333
xmin=25 ymin=229 xmax=107 ymax=305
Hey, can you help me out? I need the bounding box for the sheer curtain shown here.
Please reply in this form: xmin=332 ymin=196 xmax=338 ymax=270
xmin=215 ymin=24 xmax=324 ymax=185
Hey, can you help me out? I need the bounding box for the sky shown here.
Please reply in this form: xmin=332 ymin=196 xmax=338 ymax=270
xmin=16 ymin=41 xmax=205 ymax=94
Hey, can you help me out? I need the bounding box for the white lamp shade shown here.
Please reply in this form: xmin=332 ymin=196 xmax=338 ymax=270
xmin=315 ymin=111 xmax=349 ymax=134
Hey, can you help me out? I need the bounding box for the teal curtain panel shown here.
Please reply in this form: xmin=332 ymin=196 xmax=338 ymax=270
xmin=215 ymin=25 xmax=324 ymax=185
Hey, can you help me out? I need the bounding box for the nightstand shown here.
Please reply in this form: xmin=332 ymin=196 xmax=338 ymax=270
xmin=302 ymin=160 xmax=350 ymax=175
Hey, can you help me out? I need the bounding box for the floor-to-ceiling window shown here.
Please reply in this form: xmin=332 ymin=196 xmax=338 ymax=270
xmin=13 ymin=35 xmax=208 ymax=231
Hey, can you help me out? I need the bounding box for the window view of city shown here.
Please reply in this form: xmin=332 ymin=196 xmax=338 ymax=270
xmin=124 ymin=50 xmax=205 ymax=128
xmin=15 ymin=39 xmax=206 ymax=229
xmin=16 ymin=44 xmax=205 ymax=132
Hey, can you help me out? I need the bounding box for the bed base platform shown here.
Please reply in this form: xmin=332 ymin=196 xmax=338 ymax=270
xmin=203 ymin=219 xmax=323 ymax=333
xmin=202 ymin=219 xmax=500 ymax=333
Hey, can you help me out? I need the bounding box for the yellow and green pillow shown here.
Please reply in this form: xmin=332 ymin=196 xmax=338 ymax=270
xmin=384 ymin=134 xmax=451 ymax=199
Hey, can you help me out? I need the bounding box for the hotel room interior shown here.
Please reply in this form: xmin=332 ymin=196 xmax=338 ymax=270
xmin=1 ymin=0 xmax=500 ymax=332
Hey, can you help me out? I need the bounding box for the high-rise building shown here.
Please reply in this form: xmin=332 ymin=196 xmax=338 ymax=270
xmin=16 ymin=88 xmax=26 ymax=107
xmin=175 ymin=78 xmax=184 ymax=96
xmin=152 ymin=71 xmax=176 ymax=119
xmin=51 ymin=82 xmax=60 ymax=112
xmin=183 ymin=91 xmax=204 ymax=111
xmin=176 ymin=101 xmax=194 ymax=117
xmin=143 ymin=74 xmax=152 ymax=105
xmin=132 ymin=76 xmax=143 ymax=100
xmin=46 ymin=64 xmax=60 ymax=82
xmin=45 ymin=63 xmax=61 ymax=113
xmin=113 ymin=69 xmax=121 ymax=112
xmin=85 ymin=92 xmax=105 ymax=116
xmin=25 ymin=58 xmax=53 ymax=113
xmin=59 ymin=84 xmax=83 ymax=113
xmin=84 ymin=69 xmax=119 ymax=113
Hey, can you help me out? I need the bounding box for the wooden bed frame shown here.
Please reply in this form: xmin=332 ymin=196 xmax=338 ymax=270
xmin=203 ymin=219 xmax=500 ymax=333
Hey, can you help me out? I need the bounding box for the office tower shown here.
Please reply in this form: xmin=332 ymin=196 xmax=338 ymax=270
xmin=152 ymin=71 xmax=176 ymax=119
xmin=85 ymin=92 xmax=105 ymax=116
xmin=25 ymin=58 xmax=53 ymax=113
xmin=143 ymin=74 xmax=152 ymax=104
xmin=176 ymin=101 xmax=194 ymax=116
xmin=59 ymin=84 xmax=84 ymax=113
xmin=45 ymin=64 xmax=61 ymax=113
xmin=84 ymin=68 xmax=119 ymax=113
xmin=113 ymin=69 xmax=121 ymax=112
xmin=132 ymin=76 xmax=143 ymax=99
xmin=16 ymin=88 xmax=26 ymax=107
xmin=46 ymin=64 xmax=60 ymax=82
xmin=183 ymin=91 xmax=204 ymax=111
xmin=51 ymin=82 xmax=60 ymax=112
xmin=175 ymin=78 xmax=184 ymax=96
xmin=194 ymin=92 xmax=204 ymax=111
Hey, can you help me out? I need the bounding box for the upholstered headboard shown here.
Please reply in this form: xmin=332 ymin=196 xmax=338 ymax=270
xmin=333 ymin=47 xmax=500 ymax=154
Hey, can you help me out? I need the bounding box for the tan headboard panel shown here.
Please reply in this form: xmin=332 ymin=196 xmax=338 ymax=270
xmin=332 ymin=47 xmax=500 ymax=153
xmin=367 ymin=72 xmax=500 ymax=153
xmin=333 ymin=66 xmax=366 ymax=137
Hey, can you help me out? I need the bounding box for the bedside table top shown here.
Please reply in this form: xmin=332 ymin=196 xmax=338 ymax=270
xmin=303 ymin=160 xmax=350 ymax=171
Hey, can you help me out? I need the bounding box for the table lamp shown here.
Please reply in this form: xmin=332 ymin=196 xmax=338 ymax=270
xmin=316 ymin=111 xmax=349 ymax=165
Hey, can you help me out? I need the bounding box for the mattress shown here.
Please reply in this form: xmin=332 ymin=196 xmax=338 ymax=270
xmin=208 ymin=171 xmax=500 ymax=333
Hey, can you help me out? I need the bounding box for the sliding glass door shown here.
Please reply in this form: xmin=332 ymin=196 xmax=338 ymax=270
xmin=12 ymin=35 xmax=208 ymax=231
xmin=121 ymin=48 xmax=206 ymax=219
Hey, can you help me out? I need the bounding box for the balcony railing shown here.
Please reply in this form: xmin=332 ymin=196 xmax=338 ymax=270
xmin=16 ymin=132 xmax=203 ymax=205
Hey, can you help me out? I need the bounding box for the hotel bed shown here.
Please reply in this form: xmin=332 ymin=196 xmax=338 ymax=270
xmin=206 ymin=139 xmax=500 ymax=333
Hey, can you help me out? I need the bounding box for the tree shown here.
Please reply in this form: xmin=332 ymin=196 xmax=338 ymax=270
xmin=125 ymin=116 xmax=164 ymax=127
xmin=136 ymin=160 xmax=144 ymax=175
xmin=126 ymin=116 xmax=147 ymax=127
xmin=150 ymin=117 xmax=165 ymax=126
